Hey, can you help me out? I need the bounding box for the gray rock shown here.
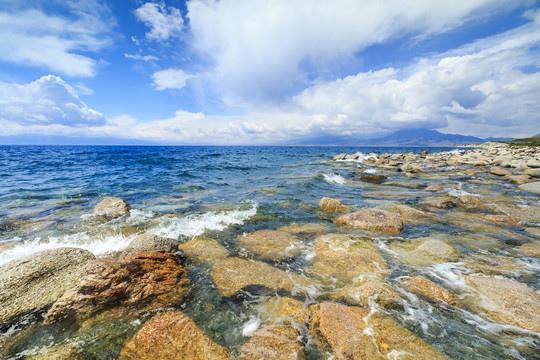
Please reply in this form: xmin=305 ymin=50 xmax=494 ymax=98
xmin=92 ymin=197 xmax=131 ymax=217
xmin=124 ymin=232 xmax=178 ymax=254
xmin=518 ymin=181 xmax=540 ymax=195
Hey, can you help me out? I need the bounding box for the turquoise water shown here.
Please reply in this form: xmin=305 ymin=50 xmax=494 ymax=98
xmin=0 ymin=145 xmax=539 ymax=359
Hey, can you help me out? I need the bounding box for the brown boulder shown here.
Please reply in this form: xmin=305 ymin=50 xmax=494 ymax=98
xmin=394 ymin=205 xmax=430 ymax=220
xmin=178 ymin=237 xmax=230 ymax=264
xmin=330 ymin=279 xmax=401 ymax=309
xmin=318 ymin=197 xmax=349 ymax=212
xmin=402 ymin=276 xmax=460 ymax=307
xmin=239 ymin=324 xmax=304 ymax=360
xmin=259 ymin=296 xmax=309 ymax=325
xmin=310 ymin=302 xmax=446 ymax=359
xmin=490 ymin=167 xmax=513 ymax=176
xmin=278 ymin=222 xmax=330 ymax=237
xmin=237 ymin=230 xmax=302 ymax=261
xmin=46 ymin=251 xmax=189 ymax=322
xmin=124 ymin=232 xmax=178 ymax=254
xmin=455 ymin=195 xmax=484 ymax=209
xmin=92 ymin=197 xmax=131 ymax=217
xmin=332 ymin=153 xmax=347 ymax=161
xmin=119 ymin=310 xmax=232 ymax=360
xmin=336 ymin=208 xmax=403 ymax=234
xmin=359 ymin=174 xmax=387 ymax=184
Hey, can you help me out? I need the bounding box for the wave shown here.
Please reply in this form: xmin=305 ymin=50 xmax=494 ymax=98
xmin=322 ymin=173 xmax=347 ymax=185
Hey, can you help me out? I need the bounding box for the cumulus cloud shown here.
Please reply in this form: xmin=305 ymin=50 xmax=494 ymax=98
xmin=135 ymin=2 xmax=184 ymax=41
xmin=0 ymin=75 xmax=106 ymax=128
xmin=152 ymin=68 xmax=193 ymax=90
xmin=0 ymin=1 xmax=113 ymax=77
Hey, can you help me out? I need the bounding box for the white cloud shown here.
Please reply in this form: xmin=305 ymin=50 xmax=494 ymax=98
xmin=135 ymin=2 xmax=183 ymax=41
xmin=152 ymin=68 xmax=193 ymax=90
xmin=124 ymin=53 xmax=159 ymax=62
xmin=0 ymin=75 xmax=106 ymax=127
xmin=0 ymin=2 xmax=113 ymax=77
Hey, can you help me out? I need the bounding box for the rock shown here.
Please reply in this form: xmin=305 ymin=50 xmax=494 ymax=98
xmin=394 ymin=205 xmax=430 ymax=220
xmin=124 ymin=232 xmax=178 ymax=254
xmin=278 ymin=222 xmax=330 ymax=237
xmin=318 ymin=197 xmax=349 ymax=212
xmin=210 ymin=257 xmax=309 ymax=298
xmin=524 ymin=168 xmax=540 ymax=178
xmin=516 ymin=241 xmax=540 ymax=257
xmin=178 ymin=237 xmax=230 ymax=264
xmin=311 ymin=234 xmax=388 ymax=283
xmin=415 ymin=239 xmax=458 ymax=258
xmin=463 ymin=254 xmax=526 ymax=276
xmin=483 ymin=215 xmax=520 ymax=225
xmin=259 ymin=296 xmax=309 ymax=325
xmin=92 ymin=197 xmax=131 ymax=217
xmin=239 ymin=324 xmax=304 ymax=360
xmin=527 ymin=160 xmax=540 ymax=168
xmin=359 ymin=174 xmax=387 ymax=184
xmin=0 ymin=247 xmax=95 ymax=325
xmin=332 ymin=153 xmax=347 ymax=161
xmin=346 ymin=153 xmax=359 ymax=160
xmin=425 ymin=184 xmax=443 ymax=191
xmin=119 ymin=310 xmax=232 ymax=360
xmin=46 ymin=251 xmax=189 ymax=322
xmin=506 ymin=175 xmax=532 ymax=185
xmin=237 ymin=230 xmax=303 ymax=261
xmin=336 ymin=208 xmax=403 ymax=234
xmin=518 ymin=181 xmax=540 ymax=195
xmin=309 ymin=302 xmax=446 ymax=359
xmin=330 ymin=279 xmax=401 ymax=309
xmin=424 ymin=196 xmax=457 ymax=209
xmin=525 ymin=227 xmax=540 ymax=237
xmin=390 ymin=238 xmax=458 ymax=267
xmin=26 ymin=344 xmax=81 ymax=360
xmin=490 ymin=167 xmax=513 ymax=176
xmin=466 ymin=276 xmax=540 ymax=333
xmin=402 ymin=276 xmax=459 ymax=307
xmin=495 ymin=203 xmax=540 ymax=222
xmin=455 ymin=194 xmax=484 ymax=209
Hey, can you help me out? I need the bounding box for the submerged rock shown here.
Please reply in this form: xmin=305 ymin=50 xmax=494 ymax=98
xmin=124 ymin=232 xmax=178 ymax=254
xmin=455 ymin=194 xmax=484 ymax=209
xmin=309 ymin=302 xmax=446 ymax=359
xmin=359 ymin=174 xmax=387 ymax=184
xmin=46 ymin=251 xmax=189 ymax=322
xmin=26 ymin=344 xmax=82 ymax=360
xmin=402 ymin=276 xmax=460 ymax=307
xmin=92 ymin=197 xmax=131 ymax=218
xmin=239 ymin=324 xmax=304 ymax=360
xmin=0 ymin=247 xmax=95 ymax=325
xmin=178 ymin=237 xmax=230 ymax=264
xmin=516 ymin=241 xmax=540 ymax=257
xmin=336 ymin=208 xmax=403 ymax=234
xmin=119 ymin=310 xmax=232 ymax=360
xmin=466 ymin=276 xmax=540 ymax=333
xmin=330 ymin=279 xmax=401 ymax=309
xmin=318 ymin=197 xmax=349 ymax=212
xmin=278 ymin=222 xmax=330 ymax=237
xmin=394 ymin=205 xmax=430 ymax=220
xmin=258 ymin=296 xmax=309 ymax=326
xmin=390 ymin=238 xmax=458 ymax=267
xmin=210 ymin=257 xmax=310 ymax=298
xmin=237 ymin=230 xmax=302 ymax=261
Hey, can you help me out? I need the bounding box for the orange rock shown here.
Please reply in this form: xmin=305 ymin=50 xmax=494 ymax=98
xmin=336 ymin=208 xmax=403 ymax=234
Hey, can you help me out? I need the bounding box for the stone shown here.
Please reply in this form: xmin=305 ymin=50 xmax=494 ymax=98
xmin=346 ymin=153 xmax=360 ymax=160
xmin=26 ymin=344 xmax=81 ymax=360
xmin=516 ymin=241 xmax=540 ymax=257
xmin=237 ymin=230 xmax=303 ymax=261
xmin=525 ymin=227 xmax=540 ymax=237
xmin=210 ymin=257 xmax=309 ymax=298
xmin=466 ymin=276 xmax=540 ymax=333
xmin=119 ymin=310 xmax=232 ymax=360
xmin=318 ymin=197 xmax=349 ymax=212
xmin=332 ymin=153 xmax=347 ymax=161
xmin=524 ymin=168 xmax=540 ymax=178
xmin=259 ymin=296 xmax=309 ymax=325
xmin=506 ymin=175 xmax=532 ymax=185
xmin=424 ymin=197 xmax=457 ymax=209
xmin=278 ymin=222 xmax=330 ymax=237
xmin=178 ymin=237 xmax=230 ymax=264
xmin=336 ymin=208 xmax=403 ymax=234
xmin=490 ymin=167 xmax=513 ymax=176
xmin=124 ymin=232 xmax=178 ymax=254
xmin=310 ymin=302 xmax=446 ymax=360
xmin=425 ymin=184 xmax=443 ymax=191
xmin=402 ymin=276 xmax=459 ymax=307
xmin=359 ymin=174 xmax=387 ymax=184
xmin=46 ymin=251 xmax=189 ymax=322
xmin=390 ymin=238 xmax=458 ymax=267
xmin=92 ymin=197 xmax=131 ymax=217
xmin=239 ymin=324 xmax=304 ymax=360
xmin=311 ymin=234 xmax=388 ymax=283
xmin=518 ymin=181 xmax=540 ymax=195
xmin=526 ymin=160 xmax=540 ymax=168
xmin=455 ymin=194 xmax=484 ymax=209
xmin=495 ymin=203 xmax=540 ymax=223
xmin=483 ymin=215 xmax=520 ymax=225
xmin=0 ymin=247 xmax=95 ymax=325
xmin=415 ymin=239 xmax=458 ymax=259
xmin=330 ymin=279 xmax=401 ymax=309
xmin=394 ymin=205 xmax=430 ymax=220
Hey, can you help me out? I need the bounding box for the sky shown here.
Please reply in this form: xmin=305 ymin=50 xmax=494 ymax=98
xmin=0 ymin=0 xmax=539 ymax=145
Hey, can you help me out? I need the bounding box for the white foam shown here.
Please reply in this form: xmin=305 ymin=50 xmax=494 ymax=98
xmin=242 ymin=317 xmax=261 ymax=337
xmin=364 ymin=168 xmax=378 ymax=174
xmin=152 ymin=202 xmax=258 ymax=238
xmin=322 ymin=173 xmax=347 ymax=185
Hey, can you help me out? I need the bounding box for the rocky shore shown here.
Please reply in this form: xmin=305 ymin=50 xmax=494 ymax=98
xmin=1 ymin=143 xmax=539 ymax=359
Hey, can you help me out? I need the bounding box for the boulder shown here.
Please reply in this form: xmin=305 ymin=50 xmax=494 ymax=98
xmin=332 ymin=153 xmax=347 ymax=161
xmin=124 ymin=232 xmax=178 ymax=254
xmin=336 ymin=208 xmax=403 ymax=234
xmin=390 ymin=238 xmax=458 ymax=267
xmin=518 ymin=181 xmax=540 ymax=195
xmin=463 ymin=254 xmax=526 ymax=276
xmin=330 ymin=279 xmax=401 ymax=309
xmin=506 ymin=175 xmax=532 ymax=185
xmin=119 ymin=310 xmax=232 ymax=360
xmin=309 ymin=302 xmax=446 ymax=359
xmin=415 ymin=239 xmax=458 ymax=259
xmin=239 ymin=324 xmax=304 ymax=360
xmin=46 ymin=251 xmax=189 ymax=322
xmin=394 ymin=205 xmax=430 ymax=220
xmin=516 ymin=241 xmax=540 ymax=257
xmin=258 ymin=297 xmax=309 ymax=325
xmin=359 ymin=174 xmax=387 ymax=184
xmin=278 ymin=223 xmax=330 ymax=237
xmin=210 ymin=257 xmax=309 ymax=298
xmin=311 ymin=234 xmax=388 ymax=283
xmin=424 ymin=184 xmax=443 ymax=191
xmin=178 ymin=237 xmax=230 ymax=264
xmin=455 ymin=195 xmax=484 ymax=209
xmin=0 ymin=247 xmax=95 ymax=325
xmin=524 ymin=168 xmax=540 ymax=178
xmin=490 ymin=167 xmax=512 ymax=176
xmin=237 ymin=230 xmax=303 ymax=261
xmin=466 ymin=276 xmax=540 ymax=333
xmin=402 ymin=276 xmax=460 ymax=307
xmin=92 ymin=197 xmax=131 ymax=217
xmin=318 ymin=197 xmax=349 ymax=212
xmin=483 ymin=214 xmax=520 ymax=225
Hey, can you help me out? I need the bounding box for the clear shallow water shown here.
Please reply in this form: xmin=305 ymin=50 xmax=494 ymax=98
xmin=0 ymin=145 xmax=539 ymax=359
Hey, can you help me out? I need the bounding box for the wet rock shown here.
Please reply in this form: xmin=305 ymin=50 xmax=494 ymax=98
xmin=402 ymin=276 xmax=460 ymax=307
xmin=425 ymin=184 xmax=444 ymax=191
xmin=359 ymin=174 xmax=387 ymax=184
xmin=210 ymin=257 xmax=310 ymax=298
xmin=278 ymin=222 xmax=330 ymax=237
xmin=518 ymin=181 xmax=540 ymax=195
xmin=92 ymin=197 xmax=131 ymax=218
xmin=466 ymin=276 xmax=540 ymax=333
xmin=516 ymin=241 xmax=540 ymax=257
xmin=495 ymin=203 xmax=540 ymax=223
xmin=524 ymin=168 xmax=540 ymax=178
xmin=318 ymin=197 xmax=349 ymax=212
xmin=332 ymin=153 xmax=347 ymax=161
xmin=26 ymin=344 xmax=82 ymax=360
xmin=463 ymin=254 xmax=526 ymax=276
xmin=346 ymin=153 xmax=359 ymax=160
xmin=490 ymin=167 xmax=513 ymax=176
xmin=506 ymin=175 xmax=532 ymax=185
xmin=455 ymin=195 xmax=484 ymax=209
xmin=259 ymin=296 xmax=309 ymax=325
xmin=311 ymin=234 xmax=388 ymax=283
xmin=415 ymin=239 xmax=458 ymax=258
xmin=525 ymin=227 xmax=540 ymax=237
xmin=46 ymin=251 xmax=189 ymax=322
xmin=423 ymin=196 xmax=457 ymax=209
xmin=330 ymin=279 xmax=401 ymax=309
xmin=178 ymin=237 xmax=230 ymax=264
xmin=239 ymin=324 xmax=304 ymax=360
xmin=390 ymin=238 xmax=458 ymax=267
xmin=336 ymin=208 xmax=403 ymax=234
xmin=0 ymin=247 xmax=95 ymax=325
xmin=394 ymin=205 xmax=430 ymax=220
xmin=310 ymin=302 xmax=446 ymax=359
xmin=483 ymin=214 xmax=520 ymax=225
xmin=237 ymin=230 xmax=303 ymax=261
xmin=119 ymin=310 xmax=232 ymax=360
xmin=124 ymin=232 xmax=178 ymax=254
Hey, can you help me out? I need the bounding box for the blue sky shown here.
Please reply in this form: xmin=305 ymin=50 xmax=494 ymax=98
xmin=0 ymin=0 xmax=539 ymax=144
